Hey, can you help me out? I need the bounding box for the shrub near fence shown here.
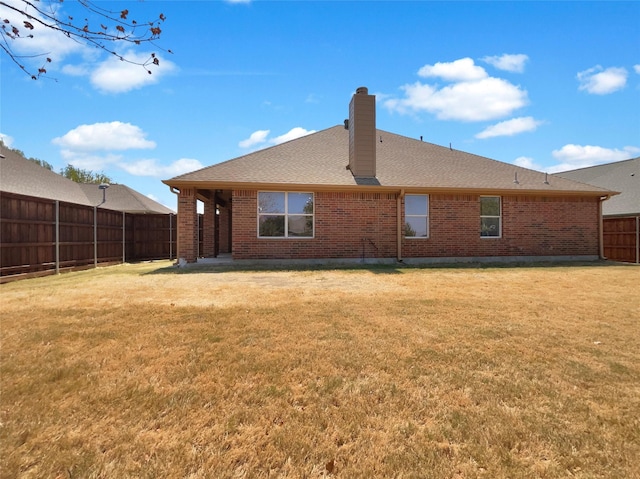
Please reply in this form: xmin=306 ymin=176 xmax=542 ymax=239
xmin=0 ymin=192 xmax=179 ymax=282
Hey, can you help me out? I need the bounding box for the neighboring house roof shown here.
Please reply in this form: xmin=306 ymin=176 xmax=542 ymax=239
xmin=554 ymin=157 xmax=639 ymax=216
xmin=78 ymin=183 xmax=175 ymax=214
xmin=1 ymin=148 xmax=174 ymax=214
xmin=165 ymin=126 xmax=612 ymax=196
xmin=0 ymin=147 xmax=94 ymax=205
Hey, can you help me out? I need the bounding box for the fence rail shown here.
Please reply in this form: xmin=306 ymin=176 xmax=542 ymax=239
xmin=1 ymin=192 xmax=179 ymax=282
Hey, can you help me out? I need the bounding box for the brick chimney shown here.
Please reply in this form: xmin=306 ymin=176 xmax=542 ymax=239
xmin=348 ymin=86 xmax=376 ymax=178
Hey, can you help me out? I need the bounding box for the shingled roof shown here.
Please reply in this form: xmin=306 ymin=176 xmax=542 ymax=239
xmin=78 ymin=183 xmax=174 ymax=214
xmin=554 ymin=157 xmax=639 ymax=216
xmin=0 ymin=147 xmax=92 ymax=205
xmin=165 ymin=126 xmax=612 ymax=196
xmin=1 ymin=147 xmax=174 ymax=214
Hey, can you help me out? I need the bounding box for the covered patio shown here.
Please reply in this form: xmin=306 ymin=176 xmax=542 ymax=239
xmin=175 ymin=187 xmax=232 ymax=263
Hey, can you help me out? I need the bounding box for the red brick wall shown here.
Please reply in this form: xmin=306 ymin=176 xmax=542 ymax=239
xmin=232 ymin=190 xmax=396 ymax=259
xmin=403 ymin=194 xmax=599 ymax=258
xmin=230 ymin=190 xmax=600 ymax=260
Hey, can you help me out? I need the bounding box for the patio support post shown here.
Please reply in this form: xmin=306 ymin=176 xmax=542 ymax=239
xmin=177 ymin=188 xmax=198 ymax=263
xmin=202 ymin=194 xmax=216 ymax=258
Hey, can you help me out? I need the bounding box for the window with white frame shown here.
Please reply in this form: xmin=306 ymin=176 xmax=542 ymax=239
xmin=404 ymin=194 xmax=429 ymax=238
xmin=258 ymin=192 xmax=314 ymax=238
xmin=480 ymin=196 xmax=501 ymax=237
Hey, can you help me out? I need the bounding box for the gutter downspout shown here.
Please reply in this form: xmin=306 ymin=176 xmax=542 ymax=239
xmin=599 ymin=195 xmax=611 ymax=260
xmin=397 ymin=189 xmax=404 ymax=262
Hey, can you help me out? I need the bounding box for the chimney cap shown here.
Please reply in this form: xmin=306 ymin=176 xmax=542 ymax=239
xmin=355 ymin=86 xmax=368 ymax=95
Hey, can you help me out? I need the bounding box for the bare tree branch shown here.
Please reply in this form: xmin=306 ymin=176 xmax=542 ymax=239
xmin=0 ymin=0 xmax=170 ymax=79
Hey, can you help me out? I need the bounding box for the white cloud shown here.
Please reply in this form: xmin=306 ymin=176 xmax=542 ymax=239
xmin=0 ymin=0 xmax=90 ymax=67
xmin=53 ymin=122 xmax=157 ymax=172
xmin=61 ymin=64 xmax=91 ymax=77
xmin=239 ymin=127 xmax=316 ymax=149
xmin=634 ymin=65 xmax=640 ymax=75
xmin=386 ymin=77 xmax=528 ymax=122
xmin=418 ymin=57 xmax=487 ymax=82
xmin=53 ymin=122 xmax=156 ymax=151
xmin=549 ymin=144 xmax=640 ymax=172
xmin=386 ymin=58 xmax=528 ymax=122
xmin=271 ymin=127 xmax=316 ymax=145
xmin=239 ymin=130 xmax=270 ymax=148
xmin=0 ymin=133 xmax=15 ymax=148
xmin=119 ymin=158 xmax=204 ymax=178
xmin=475 ymin=116 xmax=543 ymax=139
xmin=90 ymin=50 xmax=176 ymax=94
xmin=513 ymin=156 xmax=543 ymax=171
xmin=577 ymin=66 xmax=628 ymax=95
xmin=482 ymin=54 xmax=529 ymax=73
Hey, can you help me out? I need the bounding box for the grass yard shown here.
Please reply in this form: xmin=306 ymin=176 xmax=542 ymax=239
xmin=1 ymin=261 xmax=639 ymax=478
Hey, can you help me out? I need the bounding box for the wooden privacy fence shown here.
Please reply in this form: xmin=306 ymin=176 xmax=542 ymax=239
xmin=1 ymin=192 xmax=181 ymax=282
xmin=603 ymin=216 xmax=640 ymax=264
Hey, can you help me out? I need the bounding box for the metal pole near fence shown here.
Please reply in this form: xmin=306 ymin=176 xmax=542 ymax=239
xmin=94 ymin=206 xmax=97 ymax=267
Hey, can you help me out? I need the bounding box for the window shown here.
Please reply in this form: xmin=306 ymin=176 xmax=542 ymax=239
xmin=480 ymin=196 xmax=501 ymax=237
xmin=405 ymin=194 xmax=429 ymax=238
xmin=258 ymin=192 xmax=314 ymax=238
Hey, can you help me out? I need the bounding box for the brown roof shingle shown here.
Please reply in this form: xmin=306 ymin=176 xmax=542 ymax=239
xmin=165 ymin=126 xmax=613 ymax=196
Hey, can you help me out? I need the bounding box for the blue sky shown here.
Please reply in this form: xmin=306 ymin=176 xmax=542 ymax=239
xmin=1 ymin=0 xmax=639 ymax=211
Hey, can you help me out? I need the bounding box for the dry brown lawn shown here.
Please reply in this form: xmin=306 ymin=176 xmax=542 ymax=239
xmin=1 ymin=261 xmax=639 ymax=478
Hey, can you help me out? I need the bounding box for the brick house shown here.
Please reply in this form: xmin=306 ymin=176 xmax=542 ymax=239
xmin=163 ymin=87 xmax=615 ymax=264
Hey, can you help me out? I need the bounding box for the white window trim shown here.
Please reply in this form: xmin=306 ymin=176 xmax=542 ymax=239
xmin=480 ymin=195 xmax=502 ymax=239
xmin=257 ymin=191 xmax=315 ymax=239
xmin=405 ymin=194 xmax=429 ymax=239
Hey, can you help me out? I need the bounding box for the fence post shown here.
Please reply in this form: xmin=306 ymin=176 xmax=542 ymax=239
xmin=636 ymin=216 xmax=640 ymax=264
xmin=122 ymin=211 xmax=126 ymax=263
xmin=94 ymin=206 xmax=98 ymax=268
xmin=55 ymin=200 xmax=60 ymax=274
xmin=169 ymin=214 xmax=173 ymax=260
